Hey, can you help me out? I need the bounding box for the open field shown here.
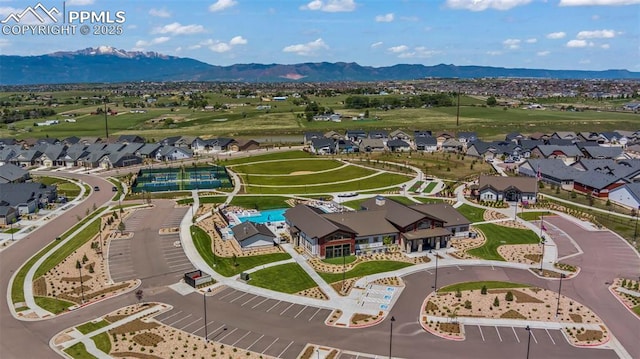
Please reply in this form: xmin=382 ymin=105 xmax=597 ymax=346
xmin=229 ymin=195 xmax=291 ymax=210
xmin=248 ymin=263 xmax=317 ymax=293
xmin=456 ymin=204 xmax=486 ymax=223
xmin=468 ymin=224 xmax=541 ymax=261
xmin=231 ymin=159 xmax=343 ymax=175
xmin=242 ymin=165 xmax=376 ymax=186
xmin=245 ymin=172 xmax=411 ymax=194
xmin=317 ymin=261 xmax=413 ymax=284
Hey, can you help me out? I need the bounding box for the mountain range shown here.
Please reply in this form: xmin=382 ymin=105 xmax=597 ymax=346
xmin=1 ymin=46 xmax=639 ymax=85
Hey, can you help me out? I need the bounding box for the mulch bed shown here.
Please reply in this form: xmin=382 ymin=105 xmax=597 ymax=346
xmin=576 ymin=329 xmax=603 ymax=342
xmin=108 ymin=319 xmax=160 ymax=335
xmin=569 ymin=313 xmax=583 ymax=323
xmin=489 ymin=289 xmax=544 ymax=304
xmin=61 ymin=275 xmax=92 ymax=283
xmin=425 ymin=301 xmax=438 ymax=313
xmin=111 ymin=352 xmax=163 ymax=359
xmin=438 ymin=323 xmax=461 ymax=334
xmin=500 ymin=309 xmax=526 ymax=319
xmin=33 ymin=277 xmax=47 ymax=296
xmin=132 ymin=332 xmax=164 ymax=346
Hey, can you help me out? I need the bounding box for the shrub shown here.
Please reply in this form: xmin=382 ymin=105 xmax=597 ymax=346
xmin=622 ymin=279 xmax=627 ymax=287
xmin=493 ymin=297 xmax=500 ymax=307
xmin=481 ymin=285 xmax=487 ymax=295
xmin=505 ymin=291 xmax=514 ymax=302
xmin=455 ymin=289 xmax=462 ymax=298
xmin=464 ymin=300 xmax=472 ymax=309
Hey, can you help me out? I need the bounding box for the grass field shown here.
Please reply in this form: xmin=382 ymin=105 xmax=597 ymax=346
xmin=35 ymin=296 xmax=75 ymax=314
xmin=229 ymin=195 xmax=291 ymax=210
xmin=517 ymin=211 xmax=552 ymax=221
xmin=35 ymin=220 xmax=100 ymax=278
xmin=223 ymin=150 xmax=314 ymax=165
xmin=242 ymin=165 xmax=376 ymax=186
xmin=64 ymin=341 xmax=97 ymax=359
xmin=317 ymin=261 xmax=413 ymax=284
xmin=35 ymin=176 xmax=81 ymax=198
xmin=468 ymin=224 xmax=541 ymax=261
xmin=438 ymin=281 xmax=530 ymax=293
xmin=246 ymin=172 xmax=411 ymax=194
xmin=231 ymin=159 xmax=343 ymax=175
xmin=322 ymin=255 xmax=357 ymax=265
xmin=91 ymin=333 xmax=111 ymax=354
xmin=456 ymin=204 xmax=486 ymax=223
xmin=423 ymin=182 xmax=438 ymax=193
xmin=77 ymin=320 xmax=109 ymax=334
xmin=191 ymin=225 xmax=290 ymax=277
xmin=248 ymin=263 xmax=317 ymax=293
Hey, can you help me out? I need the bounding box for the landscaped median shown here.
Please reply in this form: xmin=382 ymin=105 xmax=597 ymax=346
xmin=421 ymin=281 xmax=610 ymax=346
xmin=11 ymin=206 xmax=140 ymax=318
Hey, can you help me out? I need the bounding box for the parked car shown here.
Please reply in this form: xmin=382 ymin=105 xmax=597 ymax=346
xmin=112 ymin=186 xmax=118 ymax=192
xmin=93 ymin=186 xmax=100 ymax=191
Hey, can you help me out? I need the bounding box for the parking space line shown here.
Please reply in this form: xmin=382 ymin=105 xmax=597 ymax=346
xmin=159 ymin=310 xmax=183 ymax=322
xmin=232 ymin=331 xmax=251 ymax=346
xmin=530 ymin=330 xmax=538 ymax=344
xmin=456 ymin=265 xmax=464 ymax=271
xmin=168 ymin=313 xmax=193 ymax=327
xmin=266 ymin=300 xmax=281 ymax=313
xmin=180 ymin=318 xmax=202 ymax=331
xmin=229 ymin=292 xmax=249 ymax=304
xmin=294 ymin=306 xmax=308 ymax=318
xmin=308 ymin=308 xmax=321 ymax=322
xmin=207 ymin=324 xmax=226 ymax=339
xmin=241 ymin=295 xmax=258 ymax=306
xmin=494 ymin=326 xmax=502 ymax=342
xmin=262 ymin=338 xmax=279 ymax=354
xmin=477 ymin=325 xmax=485 ymax=341
xmin=512 ymin=327 xmax=520 ymax=343
xmin=212 ymin=287 xmax=234 ymax=297
xmin=280 ymin=303 xmax=295 ymax=315
xmin=278 ymin=340 xmax=294 ymax=358
xmin=246 ymin=334 xmax=264 ymax=351
xmin=219 ymin=290 xmax=239 ymax=300
xmin=545 ymin=329 xmax=556 ymax=345
xmin=218 ymin=327 xmax=237 ymax=341
xmin=252 ymin=298 xmax=269 ymax=309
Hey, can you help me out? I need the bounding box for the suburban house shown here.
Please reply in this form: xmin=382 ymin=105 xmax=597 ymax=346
xmin=303 ymin=132 xmax=324 ymax=145
xmin=284 ymin=196 xmax=469 ymax=258
xmin=309 ymin=138 xmax=335 ymax=155
xmin=390 ymin=130 xmax=411 ymax=141
xmin=386 ymin=139 xmax=411 ymax=152
xmin=359 ymin=138 xmax=386 ymax=153
xmin=0 ymin=206 xmax=18 ymax=226
xmin=0 ymin=182 xmax=57 ymax=215
xmin=477 ymin=175 xmax=538 ymax=203
xmin=531 ymin=145 xmax=583 ymax=164
xmin=155 ymin=146 xmax=193 ymax=161
xmin=608 ymin=183 xmax=640 ymax=209
xmin=0 ymin=163 xmax=30 ymax=183
xmin=518 ymin=159 xmax=581 ymax=190
xmin=415 ymin=136 xmax=438 ymax=152
xmin=231 ymin=221 xmax=277 ymax=250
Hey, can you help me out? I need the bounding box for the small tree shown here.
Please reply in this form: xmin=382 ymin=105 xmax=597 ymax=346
xmin=82 ymin=253 xmax=88 ymax=263
xmin=113 ymin=211 xmax=118 ymax=220
xmin=232 ymin=254 xmax=238 ymax=267
xmin=117 ymin=221 xmax=126 ymax=235
xmin=76 ymin=259 xmax=81 ymax=271
xmin=135 ymin=289 xmax=144 ymax=305
xmin=455 ymin=289 xmax=462 ymax=298
xmin=481 ymin=285 xmax=488 ymax=295
xmin=464 ymin=300 xmax=472 ymax=309
xmin=493 ymin=296 xmax=500 ymax=307
xmin=622 ymin=279 xmax=628 ymax=288
xmin=88 ymin=264 xmax=94 ymax=273
xmin=505 ymin=291 xmax=514 ymax=302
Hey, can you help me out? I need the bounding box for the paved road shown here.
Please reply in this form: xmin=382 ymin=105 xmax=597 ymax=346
xmin=0 ymin=173 xmax=114 ymax=359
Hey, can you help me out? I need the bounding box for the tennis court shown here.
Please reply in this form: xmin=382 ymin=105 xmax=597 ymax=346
xmin=131 ymin=165 xmax=232 ymax=192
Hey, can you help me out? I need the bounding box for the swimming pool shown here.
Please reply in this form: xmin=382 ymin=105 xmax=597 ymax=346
xmin=237 ymin=208 xmax=287 ymax=224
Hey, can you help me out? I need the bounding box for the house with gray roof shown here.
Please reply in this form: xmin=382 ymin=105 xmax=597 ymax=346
xmin=0 ymin=148 xmax=17 ymax=165
xmin=608 ymin=183 xmax=640 ymax=209
xmin=136 ymin=143 xmax=162 ymax=159
xmin=155 ymin=146 xmax=192 ymax=162
xmin=386 ymin=138 xmax=411 ymax=152
xmin=0 ymin=205 xmax=18 ymax=226
xmin=10 ymin=149 xmax=42 ymax=167
xmin=415 ymin=136 xmax=437 ymax=152
xmin=309 ymin=138 xmax=335 ymax=155
xmin=477 ymin=175 xmax=538 ymax=203
xmin=531 ymin=145 xmax=583 ymax=164
xmin=0 ymin=163 xmax=30 ymax=183
xmin=0 ymin=182 xmax=57 ymax=215
xmin=231 ymin=221 xmax=277 ymax=250
xmin=581 ymin=145 xmax=625 ymax=160
xmin=518 ymin=159 xmax=581 ymax=190
xmin=99 ymin=152 xmax=143 ymax=169
xmin=359 ymin=138 xmax=385 ymax=153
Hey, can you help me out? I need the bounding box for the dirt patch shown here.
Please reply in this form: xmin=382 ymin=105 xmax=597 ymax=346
xmin=371 ymin=276 xmax=403 ymax=286
xmin=350 ymin=312 xmax=383 ymax=326
xmin=112 ymin=352 xmax=163 ymax=359
xmin=132 ymin=332 xmax=164 ymax=346
xmin=569 ymin=314 xmax=583 ymax=323
xmin=500 ymin=309 xmax=526 ymax=319
xmin=497 ymin=244 xmax=541 ymax=265
xmin=489 ymin=289 xmax=544 ymax=304
xmin=290 ymin=171 xmax=314 ymax=175
xmin=296 ymin=286 xmax=328 ymax=300
xmin=438 ymin=322 xmax=460 ymax=334
xmin=576 ymin=329 xmax=603 ymax=342
xmin=33 ymin=276 xmax=47 ymax=296
xmin=108 ymin=319 xmax=159 ymax=335
xmin=60 ymin=275 xmax=92 ymax=282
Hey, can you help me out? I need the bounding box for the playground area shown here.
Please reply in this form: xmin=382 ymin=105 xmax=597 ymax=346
xmin=131 ymin=166 xmax=232 ymax=193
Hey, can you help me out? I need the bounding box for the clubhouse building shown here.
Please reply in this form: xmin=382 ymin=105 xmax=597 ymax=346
xmin=284 ymin=196 xmax=470 ymax=258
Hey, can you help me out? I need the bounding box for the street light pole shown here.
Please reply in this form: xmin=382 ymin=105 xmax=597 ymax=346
xmin=430 ymin=249 xmax=439 ymax=292
xmin=203 ymin=288 xmax=210 ymax=343
xmin=388 ymin=316 xmax=396 ymax=359
xmin=342 ymin=247 xmax=346 ymax=294
xmin=76 ymin=260 xmax=85 ymax=304
xmin=634 ymin=206 xmax=639 ymax=245
xmin=556 ymin=273 xmax=566 ymax=317
xmin=525 ymin=325 xmax=532 ymax=359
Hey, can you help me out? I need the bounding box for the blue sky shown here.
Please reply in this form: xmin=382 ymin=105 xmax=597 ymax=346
xmin=1 ymin=0 xmax=639 ymax=71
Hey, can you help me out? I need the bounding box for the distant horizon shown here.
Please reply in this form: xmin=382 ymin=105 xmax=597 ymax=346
xmin=0 ymin=1 xmax=638 ymax=72
xmin=3 ymin=46 xmax=639 ymax=74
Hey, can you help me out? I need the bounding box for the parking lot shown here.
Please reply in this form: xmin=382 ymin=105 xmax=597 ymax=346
xmin=465 ymin=324 xmax=571 ymax=351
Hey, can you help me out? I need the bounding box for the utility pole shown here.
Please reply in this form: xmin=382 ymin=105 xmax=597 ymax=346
xmin=104 ymin=97 xmax=109 ymax=140
xmin=456 ymin=85 xmax=461 ymax=127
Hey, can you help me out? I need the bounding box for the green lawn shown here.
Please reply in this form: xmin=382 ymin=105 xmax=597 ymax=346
xmin=232 ymin=159 xmax=342 ymax=175
xmin=456 ymin=204 xmax=486 ymax=223
xmin=91 ymin=333 xmax=111 ymax=354
xmin=438 ymin=281 xmax=530 ymax=293
xmin=107 ymin=177 xmax=125 ymax=200
xmin=64 ymin=342 xmax=97 ymax=359
xmin=518 ymin=211 xmax=552 ymax=221
xmin=200 ymin=196 xmax=227 ymax=204
xmin=191 ymin=225 xmax=291 ymax=277
xmin=322 ymin=255 xmax=357 ymax=265
xmin=35 ymin=176 xmax=81 ymax=198
xmin=467 ymin=224 xmax=541 ymax=261
xmin=229 ymin=195 xmax=291 ymax=210
xmin=247 ymin=172 xmax=411 ymax=194
xmin=4 ymin=227 xmax=20 ymax=234
xmin=76 ymin=320 xmax=109 ymax=334
xmin=242 ymin=165 xmax=375 ymax=186
xmin=423 ymin=182 xmax=438 ymax=193
xmin=248 ymin=263 xmax=317 ymax=293
xmin=223 ymin=150 xmax=314 ymax=165
xmin=633 ymin=305 xmax=640 ymax=316
xmin=318 ymin=261 xmax=413 ymax=283
xmin=414 ymin=197 xmax=445 ymax=204
xmin=34 ymin=296 xmax=75 ymax=314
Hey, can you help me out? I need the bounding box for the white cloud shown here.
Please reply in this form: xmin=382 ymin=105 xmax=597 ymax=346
xmin=591 ymin=14 xmax=600 ymax=20
xmin=149 ymin=8 xmax=171 ymax=18
xmin=371 ymin=41 xmax=383 ymax=48
xmin=229 ymin=36 xmax=247 ymax=45
xmin=503 ymin=38 xmax=521 ymax=49
xmin=526 ymin=38 xmax=537 ymax=43
xmin=152 ymin=22 xmax=204 ymax=35
xmin=579 ymin=59 xmax=591 ymax=64
xmin=0 ymin=38 xmax=10 ymax=48
xmin=66 ymin=0 xmax=94 ymax=5
xmin=375 ymin=13 xmax=394 ymax=22
xmin=300 ymin=0 xmax=357 ymax=12
xmin=188 ymin=44 xmax=202 ymax=50
xmin=388 ymin=45 xmax=409 ymax=53
xmin=537 ymin=50 xmax=550 ymax=56
xmin=282 ymin=38 xmax=329 ymax=56
xmin=576 ymin=29 xmax=615 ymax=39
xmin=487 ymin=50 xmax=502 ymax=56
xmin=566 ymin=39 xmax=592 ymax=47
xmin=135 ymin=36 xmax=171 ymax=48
xmin=601 ymin=43 xmax=610 ymax=49
xmin=445 ymin=0 xmax=532 ymax=11
xmin=546 ymin=31 xmax=566 ymax=39
xmin=210 ymin=43 xmax=232 ymax=53
xmin=559 ymin=0 xmax=640 ymax=6
xmin=209 ymin=0 xmax=238 ymax=12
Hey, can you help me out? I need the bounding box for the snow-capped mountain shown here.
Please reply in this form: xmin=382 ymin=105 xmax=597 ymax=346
xmin=49 ymin=46 xmax=169 ymax=59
